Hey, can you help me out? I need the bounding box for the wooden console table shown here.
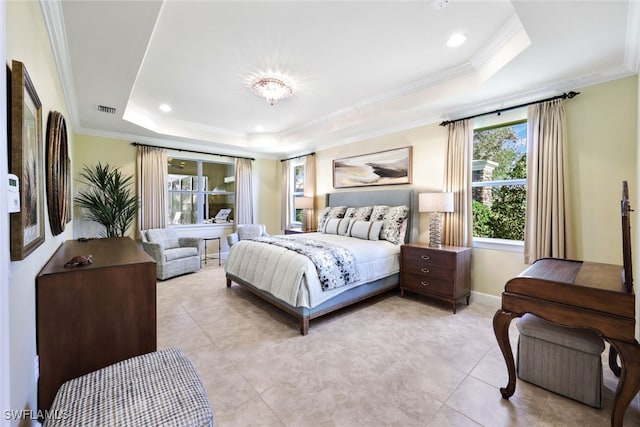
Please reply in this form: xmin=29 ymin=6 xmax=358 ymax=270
xmin=494 ymin=182 xmax=639 ymax=427
xmin=36 ymin=237 xmax=156 ymax=411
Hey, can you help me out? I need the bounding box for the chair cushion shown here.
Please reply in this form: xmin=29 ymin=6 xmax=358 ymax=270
xmin=238 ymin=225 xmax=263 ymax=240
xmin=44 ymin=348 xmax=214 ymax=427
xmin=516 ymin=313 xmax=604 ymax=355
xmin=164 ymin=247 xmax=198 ymax=262
xmin=146 ymin=228 xmax=180 ymax=250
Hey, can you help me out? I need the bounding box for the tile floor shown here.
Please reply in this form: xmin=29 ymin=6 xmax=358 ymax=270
xmin=157 ymin=263 xmax=640 ymax=427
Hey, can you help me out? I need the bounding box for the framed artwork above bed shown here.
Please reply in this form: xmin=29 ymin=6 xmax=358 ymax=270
xmin=333 ymin=146 xmax=412 ymax=188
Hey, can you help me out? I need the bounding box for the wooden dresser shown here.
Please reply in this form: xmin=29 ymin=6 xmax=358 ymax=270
xmin=400 ymin=242 xmax=471 ymax=313
xmin=36 ymin=237 xmax=157 ymax=411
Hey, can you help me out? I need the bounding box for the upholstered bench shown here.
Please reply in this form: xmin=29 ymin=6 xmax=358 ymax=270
xmin=516 ymin=313 xmax=605 ymax=408
xmin=44 ymin=348 xmax=214 ymax=426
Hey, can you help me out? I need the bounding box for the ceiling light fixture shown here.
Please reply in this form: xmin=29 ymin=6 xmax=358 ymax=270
xmin=432 ymin=0 xmax=449 ymax=10
xmin=159 ymin=103 xmax=172 ymax=112
xmin=447 ymin=33 xmax=467 ymax=47
xmin=250 ymin=74 xmax=294 ymax=106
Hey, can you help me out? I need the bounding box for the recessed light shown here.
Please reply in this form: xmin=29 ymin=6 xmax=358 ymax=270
xmin=447 ymin=33 xmax=467 ymax=47
xmin=159 ymin=104 xmax=172 ymax=112
xmin=255 ymin=125 xmax=265 ymax=132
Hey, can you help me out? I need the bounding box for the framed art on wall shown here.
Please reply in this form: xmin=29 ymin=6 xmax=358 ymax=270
xmin=333 ymin=146 xmax=412 ymax=189
xmin=9 ymin=60 xmax=45 ymax=260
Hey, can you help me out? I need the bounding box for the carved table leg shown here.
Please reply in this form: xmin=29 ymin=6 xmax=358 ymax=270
xmin=608 ymin=339 xmax=640 ymax=427
xmin=493 ymin=309 xmax=520 ymax=399
xmin=609 ymin=346 xmax=621 ymax=377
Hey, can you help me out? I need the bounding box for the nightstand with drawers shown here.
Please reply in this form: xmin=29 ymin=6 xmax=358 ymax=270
xmin=400 ymin=242 xmax=471 ymax=313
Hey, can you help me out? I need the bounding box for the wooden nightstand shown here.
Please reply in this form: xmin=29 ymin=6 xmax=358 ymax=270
xmin=285 ymin=228 xmax=317 ymax=234
xmin=400 ymin=242 xmax=471 ymax=313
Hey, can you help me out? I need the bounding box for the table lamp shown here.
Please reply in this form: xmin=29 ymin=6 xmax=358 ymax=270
xmin=419 ymin=192 xmax=454 ymax=247
xmin=294 ymin=196 xmax=314 ymax=231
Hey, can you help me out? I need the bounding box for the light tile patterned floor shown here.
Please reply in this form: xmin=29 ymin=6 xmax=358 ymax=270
xmin=157 ymin=263 xmax=640 ymax=427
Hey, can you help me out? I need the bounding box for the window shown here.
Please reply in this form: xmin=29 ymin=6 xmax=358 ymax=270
xmin=472 ymin=120 xmax=527 ymax=242
xmin=290 ymin=160 xmax=305 ymax=226
xmin=167 ymin=158 xmax=235 ymax=225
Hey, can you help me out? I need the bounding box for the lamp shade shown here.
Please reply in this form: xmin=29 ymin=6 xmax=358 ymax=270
xmin=419 ymin=192 xmax=454 ymax=213
xmin=295 ymin=196 xmax=314 ymax=209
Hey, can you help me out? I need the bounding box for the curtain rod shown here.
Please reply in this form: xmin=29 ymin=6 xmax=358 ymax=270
xmin=280 ymin=152 xmax=316 ymax=162
xmin=131 ymin=142 xmax=255 ymax=161
xmin=439 ymin=91 xmax=580 ymax=127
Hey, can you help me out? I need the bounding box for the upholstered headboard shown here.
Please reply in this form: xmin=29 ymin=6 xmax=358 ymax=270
xmin=325 ymin=189 xmax=417 ymax=243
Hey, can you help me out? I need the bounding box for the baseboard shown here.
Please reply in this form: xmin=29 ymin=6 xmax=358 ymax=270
xmin=470 ymin=291 xmax=501 ymax=309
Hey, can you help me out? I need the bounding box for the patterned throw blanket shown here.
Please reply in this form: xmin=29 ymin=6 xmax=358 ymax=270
xmin=248 ymin=236 xmax=359 ymax=291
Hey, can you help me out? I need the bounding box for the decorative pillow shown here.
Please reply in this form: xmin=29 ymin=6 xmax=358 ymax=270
xmin=146 ymin=228 xmax=180 ymax=250
xmin=327 ymin=206 xmax=348 ymax=220
xmin=380 ymin=205 xmax=410 ymax=244
xmin=317 ymin=207 xmax=332 ymax=230
xmin=238 ymin=225 xmax=263 ymax=240
xmin=370 ymin=205 xmax=389 ymax=221
xmin=323 ymin=218 xmax=351 ymax=235
xmin=352 ymin=206 xmax=373 ymax=221
xmin=344 ymin=207 xmax=356 ymax=218
xmin=349 ymin=220 xmax=383 ymax=241
xmin=397 ymin=219 xmax=409 ymax=244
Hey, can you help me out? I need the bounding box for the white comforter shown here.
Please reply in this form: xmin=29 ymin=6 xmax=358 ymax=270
xmin=224 ymin=233 xmax=400 ymax=308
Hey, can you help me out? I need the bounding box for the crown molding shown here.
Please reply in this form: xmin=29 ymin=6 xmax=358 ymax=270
xmin=40 ymin=0 xmax=80 ymax=131
xmin=471 ymin=14 xmax=526 ymax=71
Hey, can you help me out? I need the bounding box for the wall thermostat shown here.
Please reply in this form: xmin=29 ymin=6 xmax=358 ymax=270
xmin=8 ymin=173 xmax=20 ymax=213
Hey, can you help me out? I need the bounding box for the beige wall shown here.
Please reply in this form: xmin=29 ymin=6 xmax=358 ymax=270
xmin=313 ymin=76 xmax=638 ymax=300
xmin=73 ymin=136 xmax=281 ymax=243
xmin=72 ymin=134 xmax=137 ymax=237
xmin=252 ymin=158 xmax=280 ymax=234
xmin=566 ymin=77 xmax=637 ymax=264
xmin=6 ymin=1 xmax=75 ymax=421
xmin=316 ymin=124 xmax=448 ymax=243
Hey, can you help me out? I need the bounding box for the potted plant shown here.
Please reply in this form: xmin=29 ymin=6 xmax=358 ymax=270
xmin=74 ymin=162 xmax=139 ymax=238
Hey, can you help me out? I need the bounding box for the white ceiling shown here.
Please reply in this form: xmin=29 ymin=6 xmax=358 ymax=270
xmin=42 ymin=0 xmax=639 ymax=159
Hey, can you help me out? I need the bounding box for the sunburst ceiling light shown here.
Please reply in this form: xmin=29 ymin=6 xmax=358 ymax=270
xmin=250 ymin=75 xmax=294 ymax=106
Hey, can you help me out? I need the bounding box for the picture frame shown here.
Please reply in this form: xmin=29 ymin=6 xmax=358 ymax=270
xmin=9 ymin=60 xmax=45 ymax=260
xmin=333 ymin=146 xmax=412 ymax=189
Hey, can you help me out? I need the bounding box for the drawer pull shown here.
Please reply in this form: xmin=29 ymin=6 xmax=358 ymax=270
xmin=420 ymin=281 xmax=431 ymax=287
xmin=421 ymin=255 xmax=431 ymax=260
xmin=421 ymin=268 xmax=430 ymax=273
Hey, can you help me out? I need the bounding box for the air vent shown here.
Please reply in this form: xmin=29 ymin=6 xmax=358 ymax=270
xmin=97 ymin=104 xmax=116 ymax=115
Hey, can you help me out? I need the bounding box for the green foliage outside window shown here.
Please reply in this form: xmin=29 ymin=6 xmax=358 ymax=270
xmin=473 ymin=122 xmax=527 ymax=240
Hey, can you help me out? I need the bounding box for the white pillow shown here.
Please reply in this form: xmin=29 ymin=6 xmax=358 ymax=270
xmin=238 ymin=225 xmax=263 ymax=240
xmin=323 ymin=218 xmax=351 ymax=235
xmin=349 ymin=220 xmax=383 ymax=241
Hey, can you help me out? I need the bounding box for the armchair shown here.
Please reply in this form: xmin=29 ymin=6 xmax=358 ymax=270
xmin=140 ymin=228 xmax=203 ymax=280
xmin=227 ymin=224 xmax=269 ymax=248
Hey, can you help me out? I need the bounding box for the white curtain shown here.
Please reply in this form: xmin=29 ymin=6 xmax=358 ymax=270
xmin=442 ymin=119 xmax=473 ymax=247
xmin=234 ymin=158 xmax=253 ymax=224
xmin=136 ymin=145 xmax=167 ymax=231
xmin=281 ymin=160 xmax=291 ymax=230
xmin=303 ymin=155 xmax=317 ymax=231
xmin=524 ymin=99 xmax=574 ymax=263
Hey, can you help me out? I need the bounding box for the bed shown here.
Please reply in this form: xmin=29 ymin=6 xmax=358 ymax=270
xmin=224 ymin=189 xmax=418 ymax=334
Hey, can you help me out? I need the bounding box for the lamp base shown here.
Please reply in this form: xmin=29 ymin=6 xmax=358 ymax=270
xmin=428 ymin=212 xmax=443 ymax=248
